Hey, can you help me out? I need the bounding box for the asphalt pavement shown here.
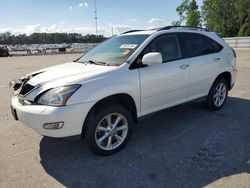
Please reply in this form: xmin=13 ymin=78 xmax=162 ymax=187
xmin=0 ymin=50 xmax=250 ymax=188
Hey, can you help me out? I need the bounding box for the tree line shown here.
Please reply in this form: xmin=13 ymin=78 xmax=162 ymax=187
xmin=0 ymin=32 xmax=107 ymax=45
xmin=0 ymin=0 xmax=249 ymax=44
xmin=173 ymin=0 xmax=250 ymax=37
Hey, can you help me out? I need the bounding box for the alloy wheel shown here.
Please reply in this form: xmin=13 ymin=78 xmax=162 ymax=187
xmin=213 ymin=82 xmax=227 ymax=107
xmin=95 ymin=113 xmax=128 ymax=151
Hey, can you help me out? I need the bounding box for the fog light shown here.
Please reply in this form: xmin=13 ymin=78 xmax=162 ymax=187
xmin=43 ymin=122 xmax=64 ymax=130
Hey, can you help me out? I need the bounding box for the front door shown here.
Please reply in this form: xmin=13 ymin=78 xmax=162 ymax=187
xmin=138 ymin=34 xmax=190 ymax=116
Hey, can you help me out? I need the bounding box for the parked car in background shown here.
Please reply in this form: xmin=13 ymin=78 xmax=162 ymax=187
xmin=0 ymin=46 xmax=9 ymax=57
xmin=10 ymin=26 xmax=237 ymax=155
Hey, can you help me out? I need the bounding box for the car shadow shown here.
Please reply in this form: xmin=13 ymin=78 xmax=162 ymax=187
xmin=39 ymin=97 xmax=250 ymax=188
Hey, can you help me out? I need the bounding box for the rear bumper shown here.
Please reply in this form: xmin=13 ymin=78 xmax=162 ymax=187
xmin=230 ymin=68 xmax=238 ymax=90
xmin=11 ymin=96 xmax=95 ymax=138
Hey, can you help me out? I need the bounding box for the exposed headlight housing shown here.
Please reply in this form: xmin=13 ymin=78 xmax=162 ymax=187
xmin=37 ymin=85 xmax=81 ymax=107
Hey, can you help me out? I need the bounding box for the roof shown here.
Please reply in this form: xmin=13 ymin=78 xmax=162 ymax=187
xmin=121 ymin=26 xmax=209 ymax=36
xmin=122 ymin=30 xmax=157 ymax=36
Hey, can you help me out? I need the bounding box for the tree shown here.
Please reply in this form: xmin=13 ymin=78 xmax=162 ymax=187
xmin=173 ymin=0 xmax=250 ymax=37
xmin=0 ymin=33 xmax=107 ymax=45
xmin=239 ymin=16 xmax=250 ymax=36
xmin=173 ymin=0 xmax=189 ymax=26
xmin=202 ymin=0 xmax=250 ymax=37
xmin=202 ymin=0 xmax=238 ymax=37
xmin=186 ymin=0 xmax=201 ymax=27
xmin=172 ymin=0 xmax=201 ymax=27
xmin=235 ymin=0 xmax=250 ymax=36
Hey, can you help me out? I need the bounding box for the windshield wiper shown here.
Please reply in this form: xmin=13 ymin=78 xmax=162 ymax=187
xmin=88 ymin=60 xmax=108 ymax=66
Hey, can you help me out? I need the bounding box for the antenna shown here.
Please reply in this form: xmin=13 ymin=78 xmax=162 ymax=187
xmin=94 ymin=0 xmax=98 ymax=35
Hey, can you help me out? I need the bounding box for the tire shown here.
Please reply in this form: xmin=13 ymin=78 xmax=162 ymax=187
xmin=206 ymin=78 xmax=229 ymax=111
xmin=84 ymin=104 xmax=133 ymax=155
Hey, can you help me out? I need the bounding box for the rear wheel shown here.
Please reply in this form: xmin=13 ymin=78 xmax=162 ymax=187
xmin=206 ymin=78 xmax=229 ymax=110
xmin=84 ymin=104 xmax=133 ymax=155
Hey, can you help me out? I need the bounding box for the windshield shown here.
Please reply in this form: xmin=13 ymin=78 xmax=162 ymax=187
xmin=78 ymin=35 xmax=149 ymax=66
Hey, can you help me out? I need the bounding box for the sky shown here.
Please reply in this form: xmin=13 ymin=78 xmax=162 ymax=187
xmin=0 ymin=0 xmax=203 ymax=37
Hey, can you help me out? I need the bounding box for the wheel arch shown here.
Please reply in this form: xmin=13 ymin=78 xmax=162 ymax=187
xmin=82 ymin=93 xmax=138 ymax=136
xmin=213 ymin=71 xmax=232 ymax=90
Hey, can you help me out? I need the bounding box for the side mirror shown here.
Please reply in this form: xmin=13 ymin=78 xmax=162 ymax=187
xmin=142 ymin=52 xmax=162 ymax=66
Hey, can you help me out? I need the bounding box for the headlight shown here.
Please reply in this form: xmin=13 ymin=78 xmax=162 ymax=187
xmin=37 ymin=85 xmax=81 ymax=107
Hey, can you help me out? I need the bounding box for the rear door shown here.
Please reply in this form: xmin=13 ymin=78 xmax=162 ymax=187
xmin=180 ymin=33 xmax=223 ymax=100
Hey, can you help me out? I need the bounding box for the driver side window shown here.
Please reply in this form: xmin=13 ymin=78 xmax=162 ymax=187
xmin=150 ymin=34 xmax=182 ymax=62
xmin=141 ymin=34 xmax=182 ymax=63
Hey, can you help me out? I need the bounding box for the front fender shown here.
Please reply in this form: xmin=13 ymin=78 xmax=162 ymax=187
xmin=67 ymin=68 xmax=141 ymax=114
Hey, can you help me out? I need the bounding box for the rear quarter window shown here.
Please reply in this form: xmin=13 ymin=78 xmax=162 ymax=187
xmin=181 ymin=33 xmax=223 ymax=58
xmin=205 ymin=37 xmax=223 ymax=53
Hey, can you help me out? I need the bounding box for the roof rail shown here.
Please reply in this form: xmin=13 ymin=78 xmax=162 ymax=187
xmin=121 ymin=30 xmax=145 ymax=34
xmin=158 ymin=26 xmax=209 ymax=32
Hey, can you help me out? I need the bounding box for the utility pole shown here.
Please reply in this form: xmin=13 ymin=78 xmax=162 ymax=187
xmin=94 ymin=0 xmax=98 ymax=35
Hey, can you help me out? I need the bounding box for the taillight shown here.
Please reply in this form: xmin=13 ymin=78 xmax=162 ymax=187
xmin=232 ymin=48 xmax=237 ymax=58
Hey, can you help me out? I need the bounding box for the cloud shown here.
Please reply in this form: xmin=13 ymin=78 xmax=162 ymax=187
xmin=41 ymin=25 xmax=57 ymax=33
xmin=68 ymin=6 xmax=73 ymax=10
xmin=0 ymin=28 xmax=12 ymax=33
xmin=0 ymin=24 xmax=111 ymax=36
xmin=148 ymin=18 xmax=165 ymax=25
xmin=0 ymin=24 xmax=56 ymax=35
xmin=64 ymin=26 xmax=95 ymax=34
xmin=78 ymin=2 xmax=88 ymax=8
xmin=112 ymin=25 xmax=133 ymax=35
xmin=148 ymin=18 xmax=168 ymax=29
xmin=0 ymin=25 xmax=38 ymax=35
xmin=18 ymin=24 xmax=42 ymax=35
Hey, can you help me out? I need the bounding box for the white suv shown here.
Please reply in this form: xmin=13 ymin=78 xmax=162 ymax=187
xmin=10 ymin=26 xmax=237 ymax=155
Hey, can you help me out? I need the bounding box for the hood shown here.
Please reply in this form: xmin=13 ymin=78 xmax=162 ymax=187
xmin=28 ymin=62 xmax=116 ymax=87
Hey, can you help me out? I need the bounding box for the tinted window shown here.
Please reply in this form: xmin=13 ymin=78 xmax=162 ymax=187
xmin=182 ymin=33 xmax=206 ymax=57
xmin=143 ymin=34 xmax=182 ymax=62
xmin=182 ymin=33 xmax=223 ymax=58
xmin=205 ymin=37 xmax=223 ymax=53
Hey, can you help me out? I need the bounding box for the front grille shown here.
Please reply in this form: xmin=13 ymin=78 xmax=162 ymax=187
xmin=19 ymin=83 xmax=35 ymax=95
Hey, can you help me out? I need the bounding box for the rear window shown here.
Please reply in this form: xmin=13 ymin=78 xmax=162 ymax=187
xmin=181 ymin=33 xmax=223 ymax=58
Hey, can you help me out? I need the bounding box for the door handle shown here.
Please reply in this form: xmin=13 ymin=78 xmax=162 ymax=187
xmin=179 ymin=64 xmax=189 ymax=70
xmin=213 ymin=58 xmax=221 ymax=62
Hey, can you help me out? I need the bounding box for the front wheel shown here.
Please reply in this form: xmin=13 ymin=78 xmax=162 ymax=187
xmin=84 ymin=104 xmax=133 ymax=155
xmin=206 ymin=78 xmax=229 ymax=111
